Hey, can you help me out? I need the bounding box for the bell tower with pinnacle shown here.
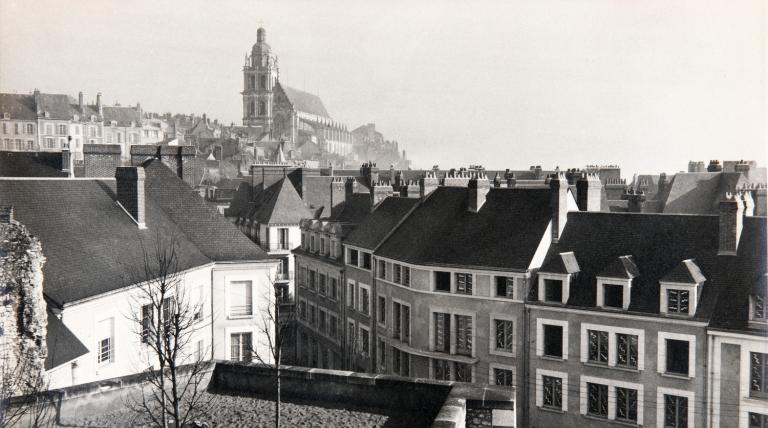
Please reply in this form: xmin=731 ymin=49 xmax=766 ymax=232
xmin=242 ymin=27 xmax=278 ymax=133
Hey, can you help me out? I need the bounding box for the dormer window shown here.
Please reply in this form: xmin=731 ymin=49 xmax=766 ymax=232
xmin=659 ymin=259 xmax=705 ymax=317
xmin=2 ymin=112 xmax=9 ymax=119
xmin=538 ymin=252 xmax=579 ymax=305
xmin=596 ymin=256 xmax=638 ymax=310
xmin=603 ymin=284 xmax=624 ymax=308
xmin=750 ymin=274 xmax=767 ymax=325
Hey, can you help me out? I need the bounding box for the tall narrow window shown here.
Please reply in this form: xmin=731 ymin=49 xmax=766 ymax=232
xmin=496 ymin=277 xmax=514 ymax=298
xmin=258 ymin=101 xmax=266 ymax=116
xmin=616 ymin=333 xmax=639 ymax=369
xmin=666 ymin=339 xmax=690 ymax=376
xmin=664 ymin=395 xmax=688 ymax=428
xmin=434 ymin=359 xmax=450 ymax=380
xmin=495 ymin=319 xmax=514 ymax=352
xmin=229 ymin=281 xmax=252 ymax=316
xmin=378 ymin=260 xmax=387 ymax=279
xmin=393 ymin=303 xmax=402 ymax=339
xmin=230 ymin=332 xmax=252 ymax=362
xmin=402 ymin=305 xmax=411 ymax=344
xmin=360 ymin=286 xmax=370 ymax=315
xmin=434 ymin=312 xmax=450 ymax=352
xmin=403 ymin=267 xmax=411 ymax=286
xmin=751 ymin=352 xmax=768 ymax=398
xmin=378 ymin=297 xmax=386 ymax=324
xmin=456 ymin=273 xmax=472 ymax=295
xmin=259 ymin=74 xmax=267 ymax=89
xmin=96 ymin=318 xmax=114 ymax=364
xmin=616 ymin=387 xmax=638 ymax=423
xmin=393 ymin=264 xmax=402 ymax=284
xmin=141 ymin=304 xmax=152 ymax=344
xmin=587 ymin=330 xmax=609 ymax=364
xmin=543 ymin=325 xmax=563 ymax=358
xmin=587 ymin=383 xmax=608 ymax=418
xmin=455 ymin=315 xmax=473 ymax=356
xmin=542 ymin=376 xmax=562 ymax=409
xmin=278 ymin=228 xmax=289 ymax=250
xmin=753 ymin=295 xmax=767 ymax=320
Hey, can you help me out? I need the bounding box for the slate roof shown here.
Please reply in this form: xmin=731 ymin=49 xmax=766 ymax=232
xmin=540 ymin=251 xmax=580 ymax=274
xmin=0 ymin=160 xmax=268 ymax=307
xmin=252 ymin=178 xmax=313 ymax=224
xmin=35 ymin=93 xmax=72 ymax=119
xmin=597 ymin=255 xmax=639 ymax=279
xmin=709 ymin=216 xmax=767 ymax=333
xmin=345 ymin=197 xmax=419 ymax=250
xmin=0 ymin=151 xmax=66 ymax=177
xmin=103 ymin=106 xmax=141 ymax=127
xmin=531 ymin=211 xmax=726 ymax=317
xmin=660 ymin=259 xmax=706 ymax=284
xmin=278 ymin=83 xmax=330 ymax=118
xmin=0 ymin=93 xmax=37 ymax=120
xmin=662 ymin=172 xmax=746 ymax=214
xmin=334 ymin=193 xmax=373 ymax=224
xmin=45 ymin=309 xmax=89 ymax=370
xmin=376 ymin=187 xmax=553 ymax=271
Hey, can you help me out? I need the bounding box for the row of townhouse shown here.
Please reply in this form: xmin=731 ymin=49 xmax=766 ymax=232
xmin=0 ymin=90 xmax=164 ymax=161
xmin=294 ymin=171 xmax=767 ymax=428
xmin=0 ymin=159 xmax=279 ymax=389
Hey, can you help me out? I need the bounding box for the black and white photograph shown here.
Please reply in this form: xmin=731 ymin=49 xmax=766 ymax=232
xmin=0 ymin=1 xmax=765 ymax=427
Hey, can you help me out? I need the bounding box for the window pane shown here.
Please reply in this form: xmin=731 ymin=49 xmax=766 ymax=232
xmin=751 ymin=352 xmax=768 ymax=396
xmin=587 ymin=383 xmax=608 ymax=417
xmin=666 ymin=339 xmax=690 ymax=375
xmin=588 ymin=330 xmax=608 ymax=364
xmin=603 ymin=283 xmax=624 ymax=308
xmin=494 ymin=368 xmax=513 ymax=386
xmin=616 ymin=333 xmax=639 ymax=368
xmin=544 ymin=279 xmax=563 ymax=302
xmin=616 ymin=387 xmax=638 ymax=422
xmin=543 ymin=376 xmax=562 ymax=408
xmin=543 ymin=325 xmax=563 ymax=358
xmin=664 ymin=395 xmax=688 ymax=428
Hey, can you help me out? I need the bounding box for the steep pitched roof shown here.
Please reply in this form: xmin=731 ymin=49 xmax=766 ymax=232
xmin=45 ymin=309 xmax=89 ymax=370
xmin=660 ymin=259 xmax=706 ymax=284
xmin=35 ymin=93 xmax=72 ymax=119
xmin=345 ymin=197 xmax=419 ymax=250
xmin=709 ymin=216 xmax=767 ymax=333
xmin=597 ymin=255 xmax=639 ymax=279
xmin=334 ymin=193 xmax=373 ymax=223
xmin=252 ymin=178 xmax=313 ymax=224
xmin=662 ymin=172 xmax=746 ymax=214
xmin=540 ymin=252 xmax=580 ymax=274
xmin=0 ymin=93 xmax=37 ymax=120
xmin=0 ymin=162 xmax=268 ymax=306
xmin=533 ymin=212 xmax=722 ymax=317
xmin=278 ymin=83 xmax=330 ymax=118
xmin=103 ymin=106 xmax=141 ymax=127
xmin=0 ymin=151 xmax=66 ymax=177
xmin=376 ymin=187 xmax=553 ymax=271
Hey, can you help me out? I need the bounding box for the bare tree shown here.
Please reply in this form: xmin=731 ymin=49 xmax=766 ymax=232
xmin=251 ymin=277 xmax=297 ymax=428
xmin=126 ymin=235 xmax=212 ymax=428
xmin=0 ymin=344 xmax=53 ymax=428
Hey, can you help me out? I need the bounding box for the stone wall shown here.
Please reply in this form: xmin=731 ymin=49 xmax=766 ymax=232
xmin=0 ymin=215 xmax=48 ymax=394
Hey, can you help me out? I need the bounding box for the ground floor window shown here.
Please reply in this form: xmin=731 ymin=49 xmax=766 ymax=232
xmin=750 ymin=413 xmax=768 ymax=428
xmin=587 ymin=382 xmax=608 ymax=418
xmin=616 ymin=387 xmax=638 ymax=423
xmin=230 ymin=332 xmax=252 ymax=362
xmin=664 ymin=394 xmax=688 ymax=428
xmin=542 ymin=375 xmax=562 ymax=409
xmin=493 ymin=368 xmax=514 ymax=386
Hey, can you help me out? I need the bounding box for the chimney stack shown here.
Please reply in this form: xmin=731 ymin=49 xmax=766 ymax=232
xmin=622 ymin=188 xmax=647 ymax=213
xmin=718 ymin=192 xmax=744 ymax=255
xmin=468 ymin=172 xmax=490 ymax=213
xmin=370 ymin=180 xmax=393 ymax=209
xmin=78 ymin=91 xmax=84 ymax=111
xmin=741 ymin=190 xmax=755 ymax=217
xmin=419 ymin=170 xmax=439 ymax=199
xmin=330 ymin=177 xmax=346 ymax=217
xmin=115 ymin=167 xmax=147 ymax=229
xmin=345 ymin=177 xmax=357 ymax=201
xmin=549 ymin=172 xmax=569 ymax=243
xmin=707 ymin=160 xmax=723 ymax=172
xmin=96 ymin=92 xmax=103 ymax=116
xmin=754 ymin=185 xmax=767 ymax=216
xmin=576 ymin=172 xmax=602 ymax=212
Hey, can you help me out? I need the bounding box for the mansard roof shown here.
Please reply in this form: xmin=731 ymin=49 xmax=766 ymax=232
xmin=34 ymin=93 xmax=73 ymax=119
xmin=597 ymin=255 xmax=639 ymax=279
xmin=103 ymin=105 xmax=141 ymax=127
xmin=277 ymin=83 xmax=330 ymax=118
xmin=0 ymin=160 xmax=268 ymax=307
xmin=660 ymin=259 xmax=706 ymax=284
xmin=0 ymin=93 xmax=37 ymax=120
xmin=375 ymin=186 xmax=552 ymax=271
xmin=540 ymin=251 xmax=580 ymax=275
xmin=345 ymin=197 xmax=419 ymax=250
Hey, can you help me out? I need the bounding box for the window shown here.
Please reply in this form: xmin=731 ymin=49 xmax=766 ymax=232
xmin=26 ymin=124 xmax=33 ymax=134
xmin=393 ymin=303 xmax=403 ymax=340
xmin=248 ymin=102 xmax=255 ymax=116
xmin=393 ymin=348 xmax=401 ymax=375
xmin=299 ymin=300 xmax=307 ymax=321
xmin=57 ymin=124 xmax=67 ymax=135
xmin=301 ymin=233 xmax=306 ymax=249
xmin=434 ymin=312 xmax=450 ymax=352
xmin=278 ymin=228 xmax=289 ymax=250
xmin=494 ymin=368 xmax=514 ymax=386
xmin=347 ymin=321 xmax=355 ymax=347
xmin=454 ymin=362 xmax=472 ymax=382
xmin=309 ymin=305 xmax=317 ymax=327
xmin=329 ymin=314 xmax=338 ymax=339
xmin=309 ymin=271 xmax=317 ymax=290
xmin=666 ymin=339 xmax=690 ymax=376
xmin=543 ymin=325 xmax=563 ymax=358
xmin=359 ymin=285 xmax=370 ymax=315
xmin=603 ymin=283 xmax=624 ymax=308
xmin=587 ymin=382 xmax=608 ymax=418
xmin=456 ymin=273 xmax=472 ymax=295
xmin=455 ymin=315 xmax=473 ymax=356
xmin=753 ymin=294 xmax=767 ymax=321
xmin=616 ymin=387 xmax=638 ymax=423
xmin=96 ymin=318 xmax=114 ymax=364
xmin=319 ymin=274 xmax=327 ymax=295
xmin=403 ymin=266 xmax=410 ymax=286
xmin=434 ymin=359 xmax=450 ymax=380
xmin=45 ymin=137 xmax=54 ymax=148
xmin=435 ymin=271 xmax=451 ymax=292
xmin=45 ymin=124 xmax=53 ymax=135
xmin=544 ymin=279 xmax=563 ymax=302
xmin=362 ymin=253 xmax=371 ymax=270
xmin=667 ymin=289 xmax=690 ymax=314
xmin=750 ymin=413 xmax=768 ymax=428
xmin=258 ymin=101 xmax=266 ymax=116
xmin=259 ymin=74 xmax=267 ymax=89
xmin=587 ymin=330 xmax=609 ymax=364
xmin=230 ymin=332 xmax=252 ymax=362
xmin=494 ymin=319 xmax=514 ymax=352
xmin=228 ymin=281 xmax=252 ymax=316
xmin=378 ymin=260 xmax=386 ymax=279
xmin=542 ymin=375 xmax=562 ymax=409
xmin=359 ymin=327 xmax=370 ymax=356
xmin=378 ymin=339 xmax=386 ymax=371
xmin=616 ymin=333 xmax=639 ymax=369
xmin=496 ymin=277 xmax=514 ymax=298
xmin=378 ymin=297 xmax=386 ymax=325
xmin=141 ymin=304 xmax=152 ymax=343
xmin=751 ymin=352 xmax=768 ymax=398
xmin=319 ymin=310 xmax=327 ymax=334
xmin=310 ymin=235 xmax=315 ymax=252
xmin=402 ymin=305 xmax=410 ymax=344
xmin=330 ymin=277 xmax=338 ymax=300
xmin=299 ymin=267 xmax=307 ymax=287
xmin=348 ymin=249 xmax=358 ymax=266
xmin=664 ymin=394 xmax=688 ymax=428
xmin=394 ymin=264 xmax=401 ymax=283
xmin=347 ymin=281 xmax=355 ymax=308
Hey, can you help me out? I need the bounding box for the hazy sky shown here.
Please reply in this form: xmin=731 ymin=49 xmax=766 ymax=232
xmin=0 ymin=0 xmax=764 ymax=174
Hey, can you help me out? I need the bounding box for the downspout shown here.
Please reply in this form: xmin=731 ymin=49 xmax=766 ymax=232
xmin=523 ymin=304 xmax=530 ymax=428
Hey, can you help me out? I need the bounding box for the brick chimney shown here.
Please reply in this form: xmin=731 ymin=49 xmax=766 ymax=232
xmin=707 ymin=160 xmax=723 ymax=172
xmin=506 ymin=171 xmax=517 ymax=188
xmin=370 ymin=180 xmax=393 ymax=209
xmin=576 ymin=172 xmax=602 ymax=212
xmin=718 ymin=192 xmax=743 ymax=255
xmin=115 ymin=167 xmax=146 ymax=228
xmin=754 ymin=185 xmax=767 ymax=216
xmin=345 ymin=177 xmax=357 ymax=201
xmin=96 ymin=92 xmax=103 ymax=116
xmin=622 ymin=188 xmax=646 ymax=213
xmin=549 ymin=172 xmax=569 ymax=243
xmin=468 ymin=172 xmax=490 ymax=213
xmin=78 ymin=91 xmax=84 ymax=112
xmin=419 ymin=170 xmax=439 ymax=199
xmin=330 ymin=177 xmax=346 ymax=217
xmin=741 ymin=190 xmax=755 ymax=217
xmin=61 ymin=146 xmax=73 ymax=178
xmin=658 ymin=172 xmax=667 ymax=196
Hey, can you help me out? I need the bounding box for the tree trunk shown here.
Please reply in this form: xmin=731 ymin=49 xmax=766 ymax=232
xmin=275 ymin=366 xmax=280 ymax=428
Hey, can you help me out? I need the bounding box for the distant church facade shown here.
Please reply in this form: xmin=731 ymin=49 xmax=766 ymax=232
xmin=242 ymin=28 xmax=353 ymax=158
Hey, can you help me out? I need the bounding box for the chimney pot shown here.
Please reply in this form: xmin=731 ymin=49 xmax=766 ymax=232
xmin=115 ymin=167 xmax=147 ymax=228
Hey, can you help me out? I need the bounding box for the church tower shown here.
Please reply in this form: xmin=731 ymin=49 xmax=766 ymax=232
xmin=242 ymin=27 xmax=277 ymax=132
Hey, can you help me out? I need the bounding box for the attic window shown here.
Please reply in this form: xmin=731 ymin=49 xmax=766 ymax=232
xmin=544 ymin=279 xmax=563 ymax=303
xmin=435 ymin=271 xmax=451 ymax=292
xmin=751 ymin=294 xmax=767 ymax=323
xmin=603 ymin=284 xmax=624 ymax=308
xmin=667 ymin=290 xmax=689 ymax=314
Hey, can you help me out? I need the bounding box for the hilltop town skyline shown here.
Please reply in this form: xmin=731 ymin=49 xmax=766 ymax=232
xmin=1 ymin=0 xmax=764 ymax=174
